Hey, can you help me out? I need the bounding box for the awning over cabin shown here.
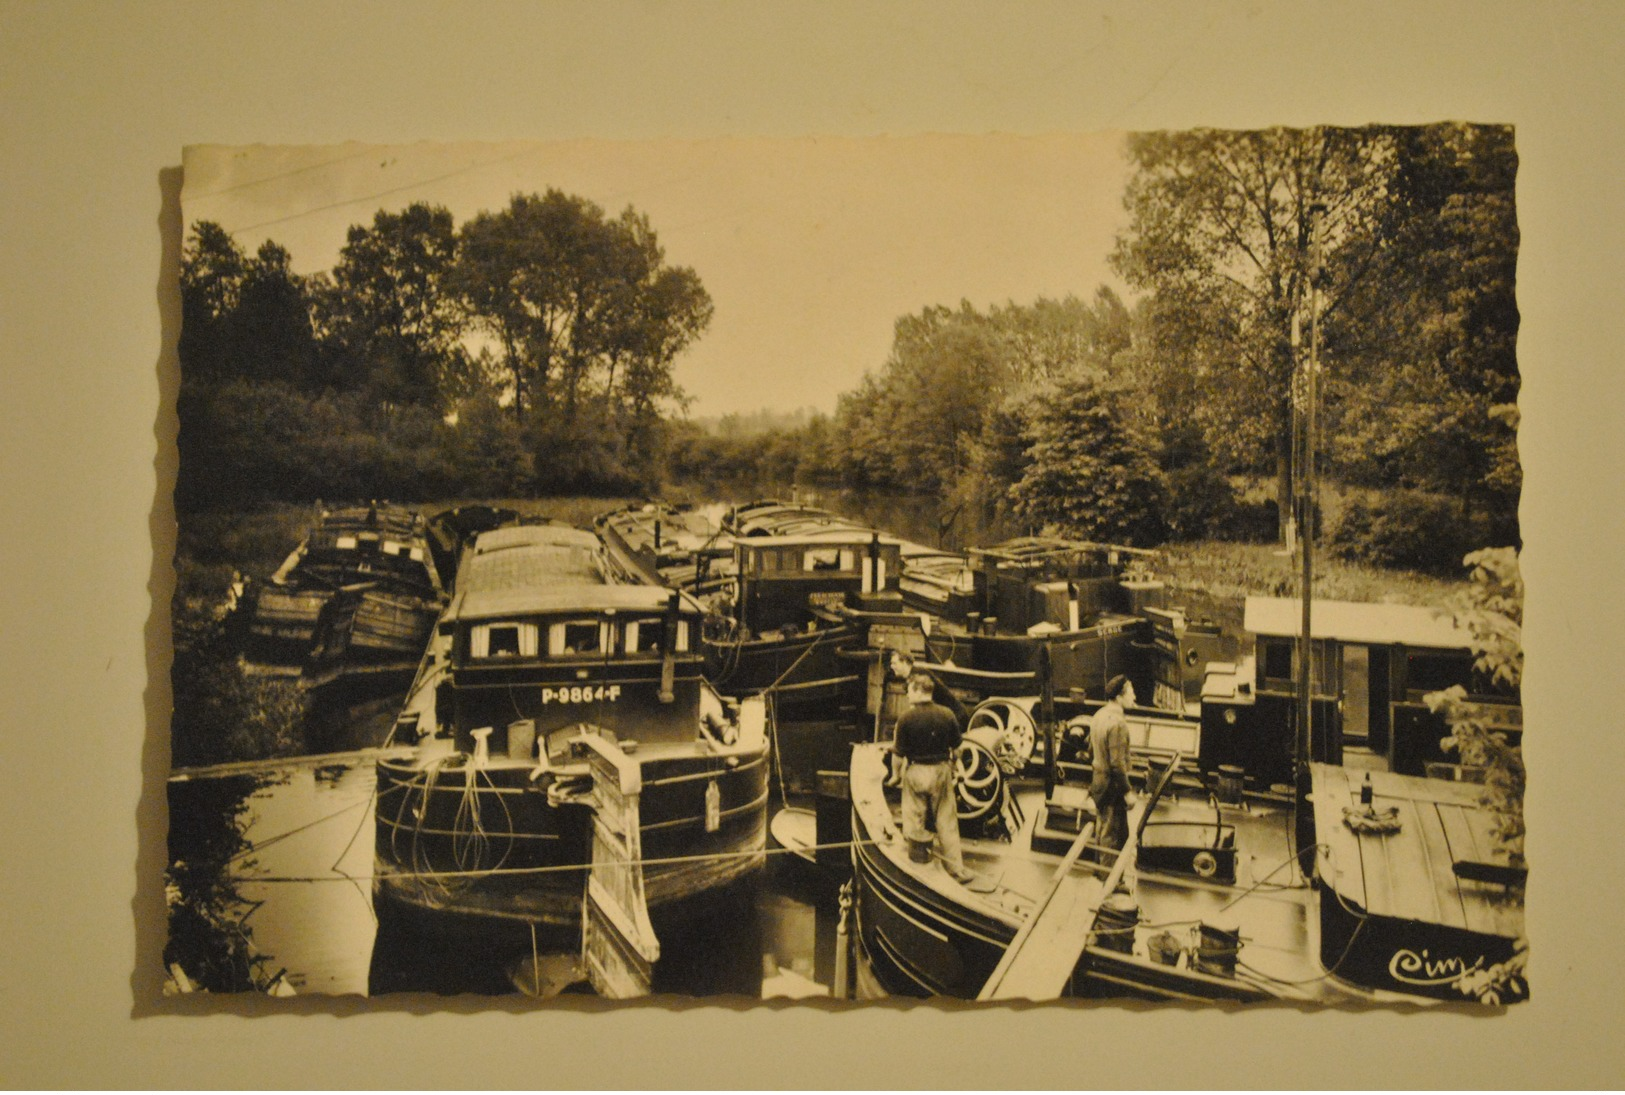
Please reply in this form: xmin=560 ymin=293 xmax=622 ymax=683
xmin=1244 ymin=596 xmax=1471 ymax=650
xmin=472 ymin=524 xmax=601 ymax=554
xmin=453 ymin=582 xmax=689 ymax=624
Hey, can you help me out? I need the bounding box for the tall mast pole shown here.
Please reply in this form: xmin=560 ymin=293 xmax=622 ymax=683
xmin=1300 ymin=202 xmax=1326 ymax=760
xmin=1297 ymin=199 xmax=1326 ymax=827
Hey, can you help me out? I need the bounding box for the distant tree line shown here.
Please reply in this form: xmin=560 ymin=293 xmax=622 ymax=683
xmin=180 ymin=125 xmax=1519 ymax=575
xmin=704 ymin=122 xmax=1520 ymax=571
xmin=177 ymin=192 xmax=711 ymax=510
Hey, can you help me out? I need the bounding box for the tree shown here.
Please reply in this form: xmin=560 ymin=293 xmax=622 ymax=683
xmin=179 ymin=221 xmax=248 ymax=384
xmin=233 ymin=241 xmax=321 ymax=388
xmin=313 ymin=203 xmax=471 ymax=410
xmin=1327 ymin=125 xmax=1521 ymax=542
xmin=1112 ymin=127 xmax=1400 ymax=539
xmin=832 ymin=292 xmax=1133 ymax=499
xmin=449 ymin=191 xmax=712 ymax=425
xmin=1008 ymin=376 xmax=1168 ymax=545
xmin=179 ymin=222 xmax=321 ymax=389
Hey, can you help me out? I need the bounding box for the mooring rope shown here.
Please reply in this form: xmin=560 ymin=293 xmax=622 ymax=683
xmin=231 ymin=835 xmax=884 ymax=884
xmin=760 ymin=626 xmax=840 ymax=695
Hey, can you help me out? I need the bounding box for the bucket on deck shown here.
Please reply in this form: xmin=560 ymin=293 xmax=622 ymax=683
xmin=1147 ymin=931 xmax=1183 ymax=967
xmin=1193 ymin=923 xmax=1240 ymax=977
xmin=507 ymin=718 xmax=537 ymax=761
xmin=1215 ymin=764 xmax=1245 ymax=804
xmin=1092 ymin=893 xmax=1139 ymax=955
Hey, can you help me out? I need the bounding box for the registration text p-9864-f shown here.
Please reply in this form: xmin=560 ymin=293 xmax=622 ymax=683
xmin=540 ymin=685 xmax=623 ymax=705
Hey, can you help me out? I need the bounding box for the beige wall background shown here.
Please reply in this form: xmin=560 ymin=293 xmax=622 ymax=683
xmin=3 ymin=1 xmax=1621 ymax=1087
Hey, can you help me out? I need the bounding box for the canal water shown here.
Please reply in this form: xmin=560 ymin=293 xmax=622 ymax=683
xmin=667 ymin=480 xmax=1022 ymax=555
xmin=166 ymin=754 xmax=848 ymax=999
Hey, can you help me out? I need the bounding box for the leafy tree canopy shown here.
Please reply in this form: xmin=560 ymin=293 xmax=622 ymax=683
xmin=448 ymin=190 xmax=712 ymax=423
xmin=1112 ymin=123 xmax=1520 ymax=543
xmin=1007 ymin=375 xmax=1169 ymax=546
xmin=313 ymin=203 xmax=471 ymax=411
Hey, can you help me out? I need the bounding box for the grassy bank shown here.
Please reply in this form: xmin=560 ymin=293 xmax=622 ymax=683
xmin=1155 ymin=540 xmax=1469 ymax=640
xmin=1160 ymin=540 xmax=1465 ymax=606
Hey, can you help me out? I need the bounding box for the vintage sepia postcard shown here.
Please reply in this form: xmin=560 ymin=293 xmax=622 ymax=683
xmin=166 ymin=131 xmax=1525 ymax=1005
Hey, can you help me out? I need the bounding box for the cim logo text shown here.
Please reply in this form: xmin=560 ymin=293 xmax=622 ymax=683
xmin=1387 ymin=947 xmax=1486 ymax=987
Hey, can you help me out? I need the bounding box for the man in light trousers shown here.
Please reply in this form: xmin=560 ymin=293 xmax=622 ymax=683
xmin=891 ymin=670 xmax=976 ymax=884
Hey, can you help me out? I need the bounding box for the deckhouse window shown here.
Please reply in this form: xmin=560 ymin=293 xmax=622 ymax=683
xmin=624 ymin=619 xmax=692 ymax=655
xmin=753 ymin=547 xmax=799 ymax=575
xmin=471 ymin=621 xmax=538 ymax=658
xmin=549 ymin=619 xmax=607 ymax=657
xmin=625 ymin=619 xmax=663 ymax=655
xmin=1260 ymin=637 xmax=1337 ymax=694
xmin=803 ymin=547 xmax=856 ymax=573
xmin=1407 ymin=650 xmax=1471 ymax=696
xmin=1261 ymin=640 xmax=1293 ymax=683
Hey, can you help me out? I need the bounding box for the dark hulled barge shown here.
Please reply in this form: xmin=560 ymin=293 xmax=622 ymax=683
xmin=598 ymin=502 xmax=921 ymax=787
xmin=373 ymin=523 xmax=770 ymax=965
xmin=243 ymin=502 xmax=446 ymax=672
xmin=848 ymin=741 xmax=1353 ymax=1003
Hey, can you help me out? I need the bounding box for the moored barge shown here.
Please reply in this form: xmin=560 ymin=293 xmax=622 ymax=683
xmin=847 ymin=596 xmax=1525 ymax=1004
xmin=373 ymin=523 xmax=770 ymax=949
xmin=244 ymin=501 xmax=445 ymax=671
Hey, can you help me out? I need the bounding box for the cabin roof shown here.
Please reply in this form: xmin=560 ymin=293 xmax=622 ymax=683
xmin=1244 ymin=596 xmax=1471 ymax=649
xmin=736 ymin=532 xmax=905 ymax=549
xmin=461 ymin=544 xmax=607 ymax=588
xmin=971 ymin=536 xmax=1157 ymax=562
xmin=472 ymin=524 xmax=599 ymax=554
xmin=451 ymin=582 xmax=689 ymax=623
xmin=318 ymin=504 xmax=421 ymax=533
xmin=451 ymin=524 xmax=667 ymax=620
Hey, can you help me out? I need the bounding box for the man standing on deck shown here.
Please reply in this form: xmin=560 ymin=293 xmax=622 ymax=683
xmin=891 ymin=669 xmax=976 ymax=884
xmin=1090 ymin=674 xmax=1138 ymax=852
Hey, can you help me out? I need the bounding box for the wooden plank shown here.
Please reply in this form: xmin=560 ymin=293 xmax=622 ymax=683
xmin=1414 ymin=800 xmax=1469 ymax=930
xmin=1436 ymin=797 xmax=1492 ymax=865
xmin=1357 ymin=794 xmax=1400 ymax=919
xmin=579 ymin=734 xmax=659 ymax=999
xmin=979 ymin=871 xmax=1108 ymax=1000
xmin=1373 ymin=768 xmax=1482 ymax=809
xmin=977 ymin=822 xmax=1101 ymax=1001
xmin=1437 ymin=802 xmax=1525 ymax=938
xmin=1365 ymin=789 xmax=1443 ymax=922
xmin=979 ymin=774 xmax=1164 ymax=1001
xmin=1311 ymin=765 xmax=1367 ymax=909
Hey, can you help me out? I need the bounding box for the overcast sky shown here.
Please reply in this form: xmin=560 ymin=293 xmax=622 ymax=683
xmin=183 ymin=135 xmax=1134 ymax=417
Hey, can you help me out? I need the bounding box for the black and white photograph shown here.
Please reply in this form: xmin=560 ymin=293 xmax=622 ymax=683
xmin=165 ymin=128 xmax=1526 ymax=1005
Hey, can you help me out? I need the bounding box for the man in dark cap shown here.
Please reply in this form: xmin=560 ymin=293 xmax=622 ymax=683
xmin=891 ymin=669 xmax=976 ymax=884
xmin=1090 ymin=674 xmax=1137 ymax=852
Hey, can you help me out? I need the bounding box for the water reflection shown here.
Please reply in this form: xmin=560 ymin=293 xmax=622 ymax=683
xmin=164 ymin=770 xmax=294 ymax=993
xmin=668 ymin=479 xmax=1020 ymax=554
xmin=167 ymin=756 xmax=845 ymax=1000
